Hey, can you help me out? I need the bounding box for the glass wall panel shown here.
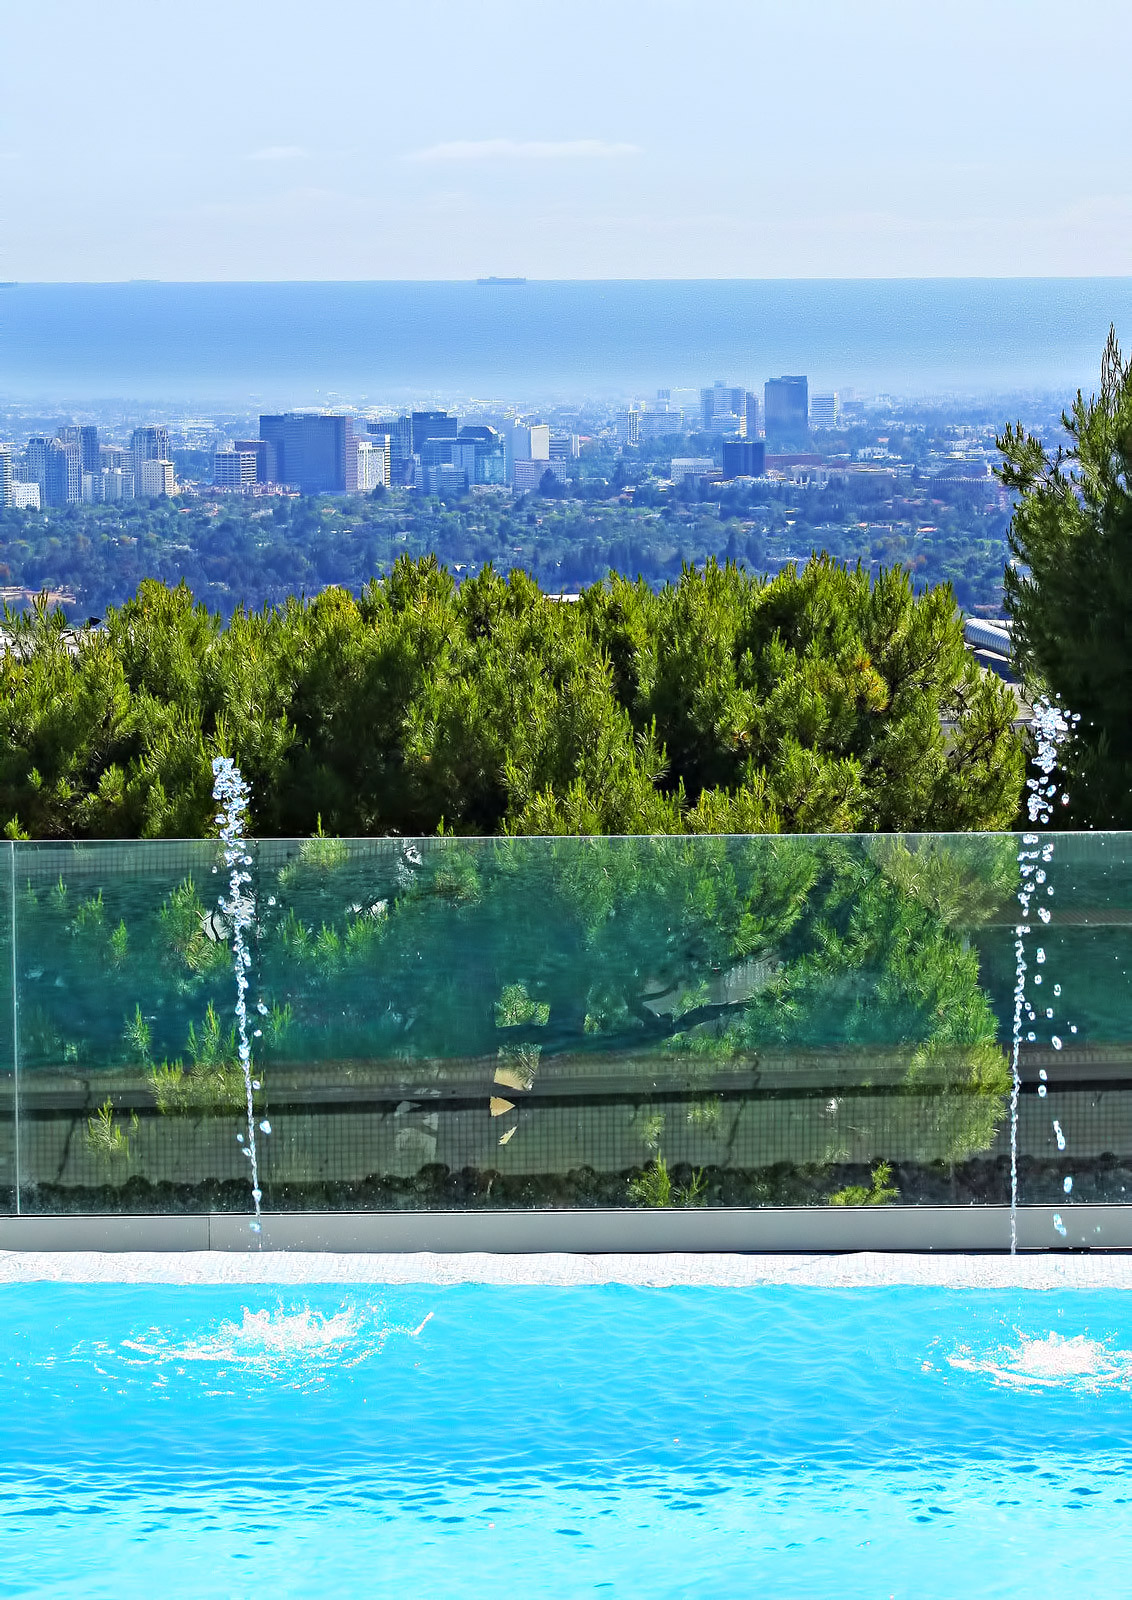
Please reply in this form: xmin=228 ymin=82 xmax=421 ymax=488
xmin=14 ymin=840 xmax=252 ymax=1214
xmin=981 ymin=833 xmax=1132 ymax=1211
xmin=251 ymin=832 xmax=1019 ymax=1211
xmin=11 ymin=830 xmax=1131 ymax=1215
xmin=0 ymin=844 xmax=13 ymax=1213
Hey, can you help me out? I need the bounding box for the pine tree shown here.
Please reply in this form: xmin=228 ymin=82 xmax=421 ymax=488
xmin=1002 ymin=327 xmax=1132 ymax=825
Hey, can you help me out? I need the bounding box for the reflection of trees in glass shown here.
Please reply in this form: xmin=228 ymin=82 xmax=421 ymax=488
xmin=251 ymin=833 xmax=1013 ymax=1162
xmin=16 ymin=831 xmax=1015 ymax=1170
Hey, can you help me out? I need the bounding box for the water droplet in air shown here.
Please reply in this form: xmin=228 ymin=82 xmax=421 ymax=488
xmin=1052 ymin=1036 xmax=1062 ymax=1050
xmin=1063 ymin=1177 xmax=1074 ymax=1195
xmin=1039 ymin=1069 xmax=1047 ymax=1080
xmin=1053 ymin=1213 xmax=1067 ymax=1237
xmin=260 ymin=1120 xmax=271 ymax=1134
xmin=1053 ymin=984 xmax=1061 ymax=996
xmin=1038 ymin=1084 xmax=1047 ymax=1097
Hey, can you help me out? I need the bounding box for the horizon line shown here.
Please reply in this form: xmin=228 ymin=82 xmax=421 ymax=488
xmin=3 ymin=274 xmax=1132 ymax=288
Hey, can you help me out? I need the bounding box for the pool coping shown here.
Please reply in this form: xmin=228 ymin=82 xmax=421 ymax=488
xmin=3 ymin=1249 xmax=1132 ymax=1288
xmin=0 ymin=1203 xmax=1125 ymax=1255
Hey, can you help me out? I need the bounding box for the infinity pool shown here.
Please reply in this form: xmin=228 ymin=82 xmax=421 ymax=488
xmin=1 ymin=1274 xmax=1130 ymax=1597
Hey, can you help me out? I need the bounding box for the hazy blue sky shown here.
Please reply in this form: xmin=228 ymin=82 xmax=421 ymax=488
xmin=2 ymin=0 xmax=1129 ymax=281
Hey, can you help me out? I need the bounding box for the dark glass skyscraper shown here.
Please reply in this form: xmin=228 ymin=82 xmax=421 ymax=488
xmin=410 ymin=411 xmax=457 ymax=453
xmin=764 ymin=376 xmax=809 ymax=445
xmin=258 ymin=413 xmax=350 ymax=493
xmin=80 ymin=425 xmax=100 ymax=475
xmin=722 ymin=439 xmax=766 ymax=479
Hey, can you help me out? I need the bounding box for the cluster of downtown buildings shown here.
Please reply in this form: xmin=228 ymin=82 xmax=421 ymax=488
xmin=621 ymin=375 xmax=832 ymax=447
xmin=0 ymin=425 xmax=175 ymax=510
xmin=0 ymin=374 xmax=855 ymax=509
xmin=232 ymin=380 xmax=826 ymax=498
xmin=242 ymin=411 xmax=580 ymax=496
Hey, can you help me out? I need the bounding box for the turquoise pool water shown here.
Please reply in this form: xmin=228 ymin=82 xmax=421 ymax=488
xmin=1 ymin=1282 xmax=1130 ymax=1597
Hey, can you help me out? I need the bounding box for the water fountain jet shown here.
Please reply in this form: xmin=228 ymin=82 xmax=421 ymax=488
xmin=212 ymin=756 xmax=264 ymax=1235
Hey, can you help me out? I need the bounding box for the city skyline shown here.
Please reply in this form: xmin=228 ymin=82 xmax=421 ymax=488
xmin=1 ymin=0 xmax=1130 ymax=282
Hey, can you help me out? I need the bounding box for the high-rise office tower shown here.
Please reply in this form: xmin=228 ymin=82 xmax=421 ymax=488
xmin=506 ymin=423 xmax=550 ymax=460
xmin=95 ymin=444 xmax=132 ymax=500
xmin=80 ymin=426 xmax=100 ymax=474
xmin=354 ymin=441 xmax=389 ymax=492
xmin=722 ymin=440 xmax=766 ymax=479
xmin=456 ymin=425 xmax=506 ymax=484
xmin=233 ymin=439 xmax=273 ymax=482
xmin=258 ymin=413 xmax=353 ymax=493
xmin=701 ymin=382 xmax=747 ymax=433
xmin=130 ymin=425 xmax=170 ymax=479
xmin=258 ymin=416 xmax=289 ymax=484
xmin=345 ymin=429 xmax=388 ymax=492
xmin=98 ymin=469 xmax=131 ymax=502
xmin=370 ymin=416 xmax=413 ymax=483
xmin=0 ymin=444 xmax=11 ymax=508
xmin=809 ymin=392 xmax=840 ymax=430
xmin=549 ymin=431 xmax=580 ymax=461
xmin=43 ymin=438 xmax=82 ymax=505
xmin=764 ymin=377 xmax=809 ymax=445
xmin=639 ymin=410 xmax=685 ymax=439
xmin=410 ymin=411 xmax=458 ymax=453
xmin=213 ymin=449 xmax=258 ymax=489
xmin=618 ymin=409 xmax=642 ymax=447
xmin=25 ymin=437 xmax=50 ymax=497
xmin=419 ymin=436 xmax=456 ymax=471
xmin=504 ymin=422 xmax=550 ymax=485
xmin=138 ymin=459 xmax=175 ymax=497
xmin=744 ymin=391 xmax=761 ymax=439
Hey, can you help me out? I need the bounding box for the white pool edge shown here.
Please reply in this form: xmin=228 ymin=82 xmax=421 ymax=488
xmin=3 ymin=1249 xmax=1132 ymax=1288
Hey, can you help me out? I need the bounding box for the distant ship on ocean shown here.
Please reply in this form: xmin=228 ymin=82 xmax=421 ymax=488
xmin=476 ymin=276 xmax=527 ymax=286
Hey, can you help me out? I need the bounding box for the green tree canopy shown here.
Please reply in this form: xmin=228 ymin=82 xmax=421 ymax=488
xmin=0 ymin=556 xmax=1023 ymax=840
xmin=1002 ymin=329 xmax=1132 ymax=826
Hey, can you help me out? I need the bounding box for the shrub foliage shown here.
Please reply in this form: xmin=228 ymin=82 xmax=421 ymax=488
xmin=0 ymin=556 xmax=1022 ymax=840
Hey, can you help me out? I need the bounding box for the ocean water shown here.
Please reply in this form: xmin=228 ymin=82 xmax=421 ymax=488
xmin=1 ymin=279 xmax=1131 ymax=404
xmin=2 ymin=1282 xmax=1131 ymax=1597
